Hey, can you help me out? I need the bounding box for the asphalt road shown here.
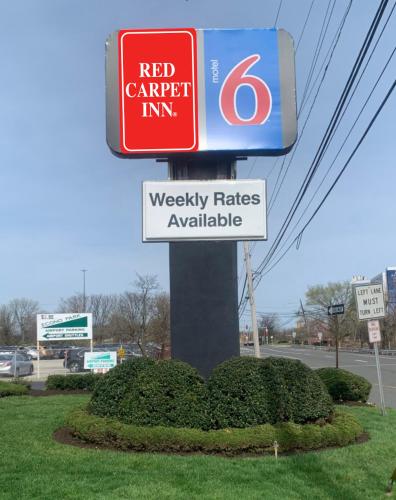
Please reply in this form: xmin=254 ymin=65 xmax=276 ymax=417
xmin=241 ymin=344 xmax=396 ymax=409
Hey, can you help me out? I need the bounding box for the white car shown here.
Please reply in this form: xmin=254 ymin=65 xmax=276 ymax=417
xmin=0 ymin=353 xmax=34 ymax=377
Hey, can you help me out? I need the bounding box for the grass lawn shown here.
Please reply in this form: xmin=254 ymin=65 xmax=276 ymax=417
xmin=0 ymin=395 xmax=395 ymax=500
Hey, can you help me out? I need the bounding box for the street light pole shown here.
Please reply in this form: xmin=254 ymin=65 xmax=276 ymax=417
xmin=81 ymin=269 xmax=87 ymax=312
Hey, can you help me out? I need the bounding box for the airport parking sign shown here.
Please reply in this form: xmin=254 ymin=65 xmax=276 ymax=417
xmin=106 ymin=28 xmax=296 ymax=157
xmin=37 ymin=313 xmax=93 ymax=341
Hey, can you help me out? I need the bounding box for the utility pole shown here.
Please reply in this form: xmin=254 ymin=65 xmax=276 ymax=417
xmin=81 ymin=269 xmax=87 ymax=312
xmin=243 ymin=241 xmax=260 ymax=358
xmin=334 ymin=315 xmax=339 ymax=369
xmin=300 ymin=298 xmax=309 ymax=340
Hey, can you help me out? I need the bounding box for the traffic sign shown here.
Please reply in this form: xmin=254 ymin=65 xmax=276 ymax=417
xmin=117 ymin=347 xmax=126 ymax=359
xmin=368 ymin=319 xmax=381 ymax=343
xmin=354 ymin=284 xmax=385 ymax=320
xmin=106 ymin=28 xmax=296 ymax=157
xmin=37 ymin=313 xmax=93 ymax=341
xmin=327 ymin=304 xmax=344 ymax=315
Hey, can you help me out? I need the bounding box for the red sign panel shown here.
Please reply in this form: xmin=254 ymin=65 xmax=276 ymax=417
xmin=118 ymin=29 xmax=198 ymax=153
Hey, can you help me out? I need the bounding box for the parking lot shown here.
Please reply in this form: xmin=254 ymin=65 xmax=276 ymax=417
xmin=27 ymin=359 xmax=68 ymax=381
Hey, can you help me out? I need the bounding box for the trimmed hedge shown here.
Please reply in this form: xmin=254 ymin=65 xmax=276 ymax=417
xmin=66 ymin=407 xmax=363 ymax=455
xmin=90 ymin=359 xmax=209 ymax=429
xmin=89 ymin=357 xmax=156 ymax=418
xmin=46 ymin=373 xmax=102 ymax=391
xmin=0 ymin=380 xmax=29 ymax=397
xmin=207 ymin=357 xmax=333 ymax=428
xmin=316 ymin=368 xmax=372 ymax=403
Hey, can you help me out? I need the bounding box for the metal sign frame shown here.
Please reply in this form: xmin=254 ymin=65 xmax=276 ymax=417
xmin=106 ymin=28 xmax=297 ymax=158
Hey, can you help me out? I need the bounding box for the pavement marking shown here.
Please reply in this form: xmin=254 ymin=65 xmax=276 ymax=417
xmin=355 ymin=359 xmax=368 ymax=363
xmin=261 ymin=347 xmax=305 ymax=356
xmin=325 ymin=355 xmax=333 ymax=358
xmin=263 ymin=353 xmax=300 ymax=360
xmin=373 ymin=384 xmax=396 ymax=390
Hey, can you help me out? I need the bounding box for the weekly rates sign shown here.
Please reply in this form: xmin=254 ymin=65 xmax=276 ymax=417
xmin=106 ymin=28 xmax=296 ymax=157
xmin=143 ymin=180 xmax=267 ymax=241
xmin=37 ymin=314 xmax=93 ymax=341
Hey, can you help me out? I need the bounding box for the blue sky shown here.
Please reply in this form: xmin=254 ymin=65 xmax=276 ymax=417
xmin=0 ymin=0 xmax=395 ymax=327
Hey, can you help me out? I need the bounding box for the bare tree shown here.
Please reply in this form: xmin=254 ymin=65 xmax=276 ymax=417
xmin=133 ymin=274 xmax=159 ymax=355
xmin=9 ymin=298 xmax=39 ymax=343
xmin=115 ymin=291 xmax=141 ymax=344
xmin=258 ymin=313 xmax=279 ymax=343
xmin=304 ymin=281 xmax=357 ymax=367
xmin=149 ymin=292 xmax=170 ymax=351
xmin=0 ymin=305 xmax=16 ymax=344
xmin=89 ymin=294 xmax=118 ymax=342
xmin=58 ymin=294 xmax=87 ymax=314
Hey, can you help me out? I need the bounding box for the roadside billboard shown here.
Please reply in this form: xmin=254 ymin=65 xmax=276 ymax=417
xmin=37 ymin=314 xmax=93 ymax=341
xmin=106 ymin=28 xmax=296 ymax=157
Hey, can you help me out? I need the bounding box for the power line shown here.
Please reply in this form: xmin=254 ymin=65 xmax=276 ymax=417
xmin=274 ymin=0 xmax=283 ymax=25
xmin=268 ymin=0 xmax=353 ymax=214
xmin=255 ymin=0 xmax=390 ymax=278
xmin=266 ymin=44 xmax=396 ymax=266
xmin=295 ymin=0 xmax=316 ymax=52
xmin=298 ymin=0 xmax=336 ymax=112
xmin=258 ymin=79 xmax=396 ymax=279
xmin=239 ymin=0 xmax=391 ymax=316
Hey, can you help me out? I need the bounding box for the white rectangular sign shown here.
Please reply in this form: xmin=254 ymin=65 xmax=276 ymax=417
xmin=368 ymin=320 xmax=381 ymax=343
xmin=142 ymin=179 xmax=267 ymax=241
xmin=354 ymin=284 xmax=385 ymax=320
xmin=84 ymin=351 xmax=117 ymax=370
xmin=37 ymin=313 xmax=93 ymax=341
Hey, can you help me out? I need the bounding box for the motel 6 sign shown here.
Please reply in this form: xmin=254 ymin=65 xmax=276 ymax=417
xmin=106 ymin=28 xmax=297 ymax=157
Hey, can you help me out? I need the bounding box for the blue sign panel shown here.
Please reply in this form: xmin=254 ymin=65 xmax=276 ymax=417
xmin=387 ymin=269 xmax=396 ymax=304
xmin=203 ymin=29 xmax=284 ymax=153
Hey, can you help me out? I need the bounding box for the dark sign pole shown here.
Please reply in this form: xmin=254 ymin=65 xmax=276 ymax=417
xmin=168 ymin=157 xmax=240 ymax=378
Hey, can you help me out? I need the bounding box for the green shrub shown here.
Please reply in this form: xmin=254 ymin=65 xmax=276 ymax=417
xmin=316 ymin=368 xmax=372 ymax=402
xmin=261 ymin=357 xmax=333 ymax=424
xmin=207 ymin=357 xmax=333 ymax=428
xmin=89 ymin=358 xmax=209 ymax=429
xmin=206 ymin=357 xmax=271 ymax=428
xmin=66 ymin=407 xmax=363 ymax=455
xmin=0 ymin=380 xmax=29 ymax=397
xmin=89 ymin=357 xmax=156 ymax=418
xmin=46 ymin=373 xmax=102 ymax=391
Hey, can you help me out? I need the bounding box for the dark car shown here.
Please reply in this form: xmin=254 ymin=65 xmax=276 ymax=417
xmin=63 ymin=348 xmax=87 ymax=373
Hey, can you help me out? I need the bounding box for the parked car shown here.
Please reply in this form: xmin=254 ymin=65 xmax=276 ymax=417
xmin=0 ymin=347 xmax=32 ymax=360
xmin=24 ymin=347 xmax=39 ymax=360
xmin=63 ymin=348 xmax=87 ymax=373
xmin=0 ymin=353 xmax=34 ymax=377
